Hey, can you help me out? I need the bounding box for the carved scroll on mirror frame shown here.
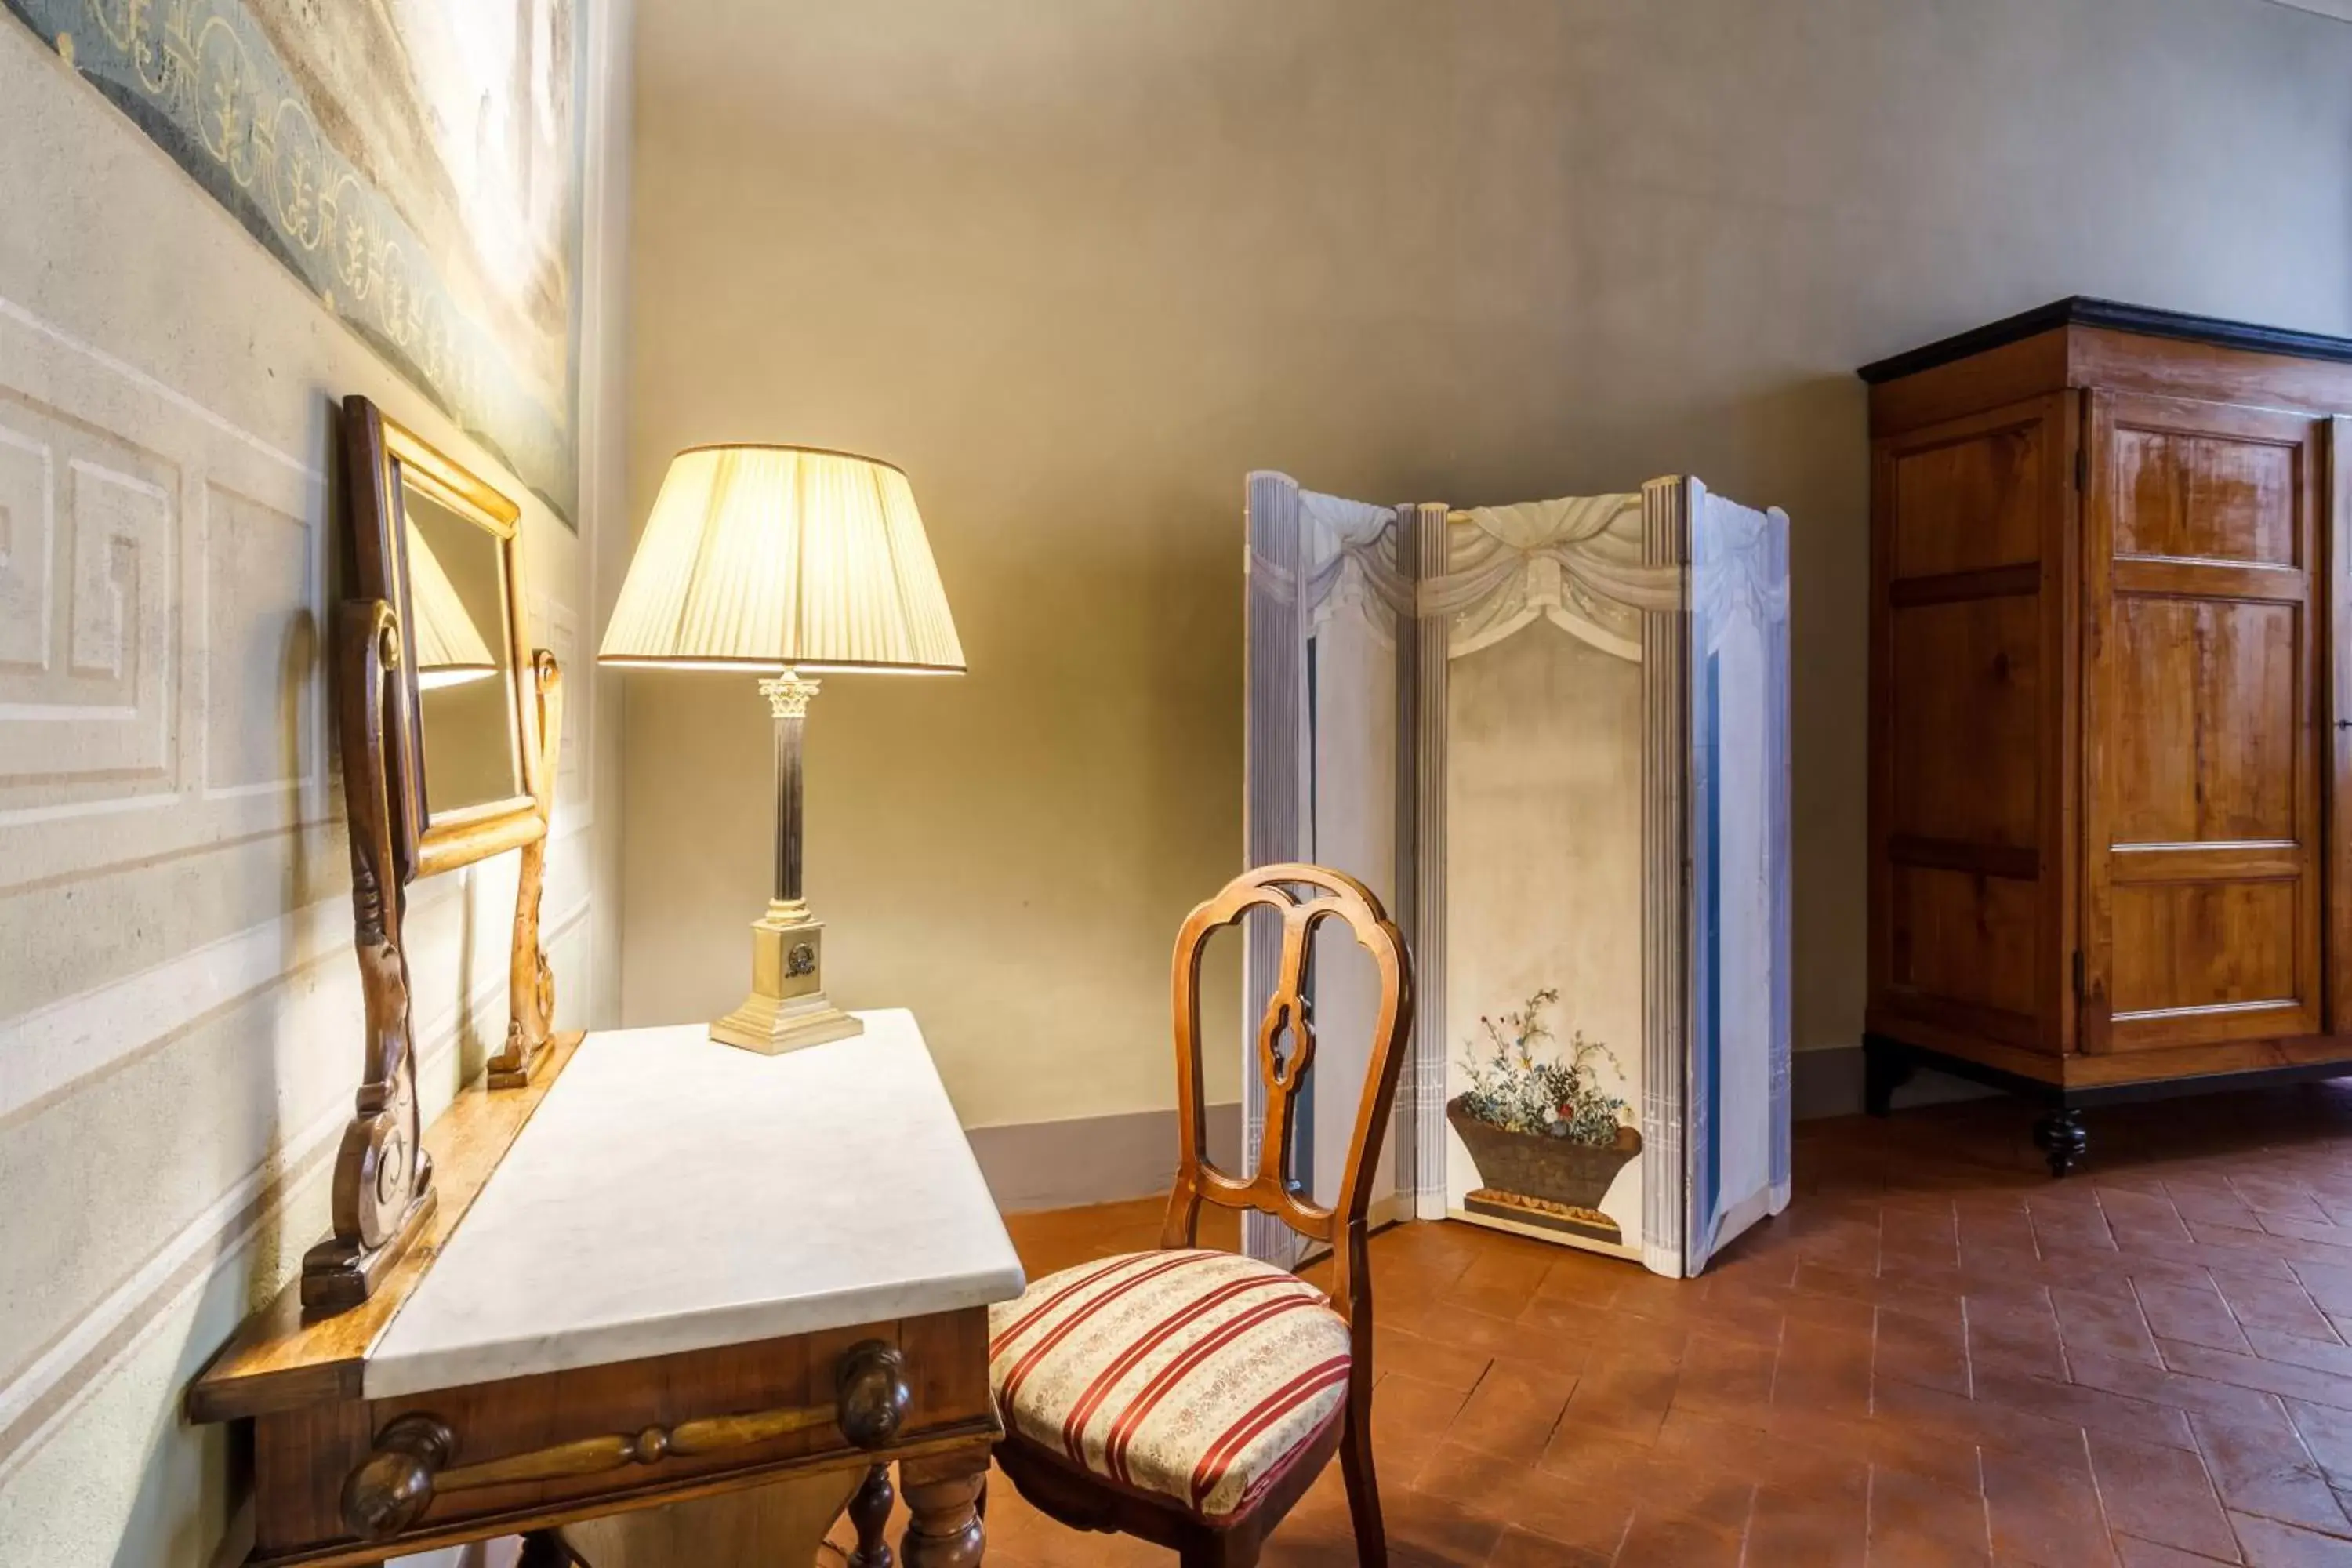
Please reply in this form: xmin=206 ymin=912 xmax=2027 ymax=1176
xmin=302 ymin=395 xmax=573 ymax=1314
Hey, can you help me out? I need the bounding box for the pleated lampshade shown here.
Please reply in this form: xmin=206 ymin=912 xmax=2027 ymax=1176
xmin=598 ymin=445 xmax=965 ymax=673
xmin=405 ymin=524 xmax=499 ymax=690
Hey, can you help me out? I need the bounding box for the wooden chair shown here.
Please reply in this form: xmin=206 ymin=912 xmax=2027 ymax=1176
xmin=989 ymin=864 xmax=1414 ymax=1568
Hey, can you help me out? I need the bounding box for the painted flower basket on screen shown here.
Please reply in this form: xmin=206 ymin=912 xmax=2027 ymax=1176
xmin=1447 ymin=989 xmax=1641 ymax=1243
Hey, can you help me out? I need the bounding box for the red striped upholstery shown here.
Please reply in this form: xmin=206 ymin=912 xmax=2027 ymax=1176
xmin=988 ymin=1250 xmax=1352 ymax=1519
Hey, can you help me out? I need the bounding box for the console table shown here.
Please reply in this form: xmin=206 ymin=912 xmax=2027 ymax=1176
xmin=188 ymin=1011 xmax=1023 ymax=1567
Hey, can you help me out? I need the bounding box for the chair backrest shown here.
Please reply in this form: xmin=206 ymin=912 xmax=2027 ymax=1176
xmin=1160 ymin=863 xmax=1414 ymax=1327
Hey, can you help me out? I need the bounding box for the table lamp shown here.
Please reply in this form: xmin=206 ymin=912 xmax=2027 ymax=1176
xmin=599 ymin=445 xmax=965 ymax=1053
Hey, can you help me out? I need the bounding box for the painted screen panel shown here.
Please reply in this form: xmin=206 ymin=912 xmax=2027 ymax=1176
xmin=1439 ymin=496 xmax=1661 ymax=1262
xmin=1443 ymin=624 xmax=1648 ymax=1258
xmin=1684 ymin=490 xmax=1793 ymax=1272
xmin=1303 ymin=496 xmax=1406 ymax=1229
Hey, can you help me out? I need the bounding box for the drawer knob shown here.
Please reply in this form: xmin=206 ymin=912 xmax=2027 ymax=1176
xmin=837 ymin=1340 xmax=911 ymax=1450
xmin=342 ymin=1413 xmax=455 ymax=1540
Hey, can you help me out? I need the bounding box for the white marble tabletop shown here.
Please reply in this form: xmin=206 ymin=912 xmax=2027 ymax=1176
xmin=365 ymin=1010 xmax=1026 ymax=1399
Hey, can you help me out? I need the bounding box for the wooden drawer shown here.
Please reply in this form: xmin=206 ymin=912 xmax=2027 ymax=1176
xmin=250 ymin=1308 xmax=993 ymax=1562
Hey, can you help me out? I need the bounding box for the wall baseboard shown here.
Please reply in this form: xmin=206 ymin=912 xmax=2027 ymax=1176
xmin=1791 ymin=1044 xmax=1996 ymax=1122
xmin=967 ymin=1103 xmax=1242 ymax=1214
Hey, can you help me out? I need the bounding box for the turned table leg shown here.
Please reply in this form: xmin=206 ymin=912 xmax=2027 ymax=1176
xmin=901 ymin=1451 xmax=987 ymax=1568
xmin=848 ymin=1461 xmax=895 ymax=1568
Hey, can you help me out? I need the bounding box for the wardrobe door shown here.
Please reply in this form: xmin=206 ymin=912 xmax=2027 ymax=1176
xmin=2082 ymin=394 xmax=2325 ymax=1054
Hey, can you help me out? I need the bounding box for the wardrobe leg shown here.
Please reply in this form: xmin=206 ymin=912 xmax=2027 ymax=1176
xmin=1863 ymin=1036 xmax=1914 ymax=1119
xmin=2033 ymin=1108 xmax=2087 ymax=1178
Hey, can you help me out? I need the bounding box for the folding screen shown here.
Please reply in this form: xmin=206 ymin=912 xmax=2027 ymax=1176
xmin=1243 ymin=473 xmax=1791 ymax=1278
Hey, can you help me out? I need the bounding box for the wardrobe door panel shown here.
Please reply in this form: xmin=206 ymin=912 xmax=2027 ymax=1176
xmin=2083 ymin=394 xmax=2324 ymax=1054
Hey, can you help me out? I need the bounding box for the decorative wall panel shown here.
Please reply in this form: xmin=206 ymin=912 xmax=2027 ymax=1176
xmin=0 ymin=0 xmax=629 ymax=1555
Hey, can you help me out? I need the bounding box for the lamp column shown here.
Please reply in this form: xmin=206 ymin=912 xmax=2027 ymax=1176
xmin=710 ymin=670 xmax=865 ymax=1054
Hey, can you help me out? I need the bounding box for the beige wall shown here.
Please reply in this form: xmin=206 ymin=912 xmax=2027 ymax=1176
xmin=0 ymin=9 xmax=629 ymax=1563
xmin=622 ymin=0 xmax=2352 ymax=1134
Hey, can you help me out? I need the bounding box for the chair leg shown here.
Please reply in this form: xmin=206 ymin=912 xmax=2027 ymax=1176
xmin=1338 ymin=1394 xmax=1387 ymax=1568
xmin=1181 ymin=1538 xmax=1258 ymax=1568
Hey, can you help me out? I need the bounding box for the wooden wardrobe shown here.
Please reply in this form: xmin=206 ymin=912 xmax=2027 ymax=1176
xmin=1861 ymin=298 xmax=2352 ymax=1174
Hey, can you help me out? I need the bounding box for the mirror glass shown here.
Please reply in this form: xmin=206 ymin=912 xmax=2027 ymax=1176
xmin=402 ymin=477 xmax=523 ymax=818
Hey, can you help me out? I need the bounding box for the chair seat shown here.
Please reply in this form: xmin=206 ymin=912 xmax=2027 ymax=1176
xmin=988 ymin=1248 xmax=1353 ymax=1519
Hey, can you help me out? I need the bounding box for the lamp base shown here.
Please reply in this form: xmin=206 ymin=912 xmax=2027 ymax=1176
xmin=710 ymin=906 xmax=865 ymax=1055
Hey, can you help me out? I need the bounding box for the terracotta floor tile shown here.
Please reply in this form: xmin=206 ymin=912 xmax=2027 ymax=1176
xmin=1485 ymin=1523 xmax=1613 ymax=1566
xmin=1681 ymin=1282 xmax=1802 ymax=1347
xmin=1867 ymin=1465 xmax=1993 ymax=1566
xmin=2053 ymin=1286 xmax=2165 ymax=1367
xmin=1965 ymin=1291 xmax=2071 ymax=1383
xmin=2113 ymin=1537 xmax=2241 ymax=1566
xmin=2167 ymin=1185 xmax=2266 ymax=1234
xmin=2154 ymin=1232 xmax=2307 ymax=1281
xmin=1749 ymin=1482 xmax=1871 ymax=1568
xmin=1969 ymin=1364 xmax=2198 ymax=1451
xmin=2164 ymin=1341 xmax=2352 ymax=1412
xmin=2065 ymin=1348 xmax=2282 ymax=1425
xmin=2293 ymin=1265 xmax=2352 ymax=1319
xmin=1614 ymin=1510 xmax=1748 ymax=1567
xmin=1436 ymin=1303 xmax=1592 ymax=1374
xmin=1376 ymin=1323 xmax=1495 ymax=1395
xmin=2099 ymin=1189 xmax=2200 ymax=1253
xmin=1428 ymin=1439 xmax=1634 ymax=1556
xmin=2288 ymin=1399 xmax=2352 ymax=1492
xmin=1671 ymin=1327 xmax=1780 ymax=1425
xmin=2193 ymin=1224 xmax=2352 ymax=1276
xmin=1877 ymin=1307 xmax=1976 ymax=1397
xmin=1446 ymin=1363 xmax=1577 ymax=1457
xmin=2087 ymin=1428 xmax=2241 ymax=1562
xmin=1559 ymin=1344 xmax=1682 ymax=1443
xmin=1775 ymin=1316 xmax=1876 ymax=1418
xmin=2027 ymin=1194 xmax=2122 ymax=1258
xmin=1373 ymin=1370 xmax=1475 ymax=1476
xmin=2218 ymin=1276 xmax=2346 ymax=1346
xmin=1446 ymin=1247 xmax=1556 ymax=1320
xmin=1534 ymin=1250 xmax=1627 ymax=1310
xmin=1871 ymin=1375 xmax=2092 ymax=1471
xmin=1534 ymin=1413 xmax=1657 ymax=1486
xmin=1513 ymin=1293 xmax=1614 ymax=1341
xmin=2190 ymin=1406 xmax=2352 ymax=1537
xmin=2230 ymin=1512 xmax=2352 ymax=1566
xmin=1979 ymin=1442 xmax=2115 ymax=1566
xmin=1612 ymin=1436 xmax=1759 ymax=1534
xmin=2229 ymin=1179 xmax=2336 ymax=1225
xmin=2141 ymin=1283 xmax=2259 ymax=1356
xmin=2248 ymin=1330 xmax=2352 ymax=1379
xmin=1955 ymin=1196 xmax=2039 ymax=1241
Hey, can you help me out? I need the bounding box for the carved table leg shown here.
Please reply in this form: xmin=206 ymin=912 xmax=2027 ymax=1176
xmin=848 ymin=1461 xmax=895 ymax=1568
xmin=1862 ymin=1036 xmax=1915 ymax=1119
xmin=901 ymin=1450 xmax=987 ymax=1568
xmin=2033 ymin=1108 xmax=2087 ymax=1178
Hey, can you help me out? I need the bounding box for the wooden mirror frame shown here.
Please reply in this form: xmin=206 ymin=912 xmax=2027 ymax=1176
xmin=347 ymin=397 xmax=545 ymax=876
xmin=303 ymin=397 xmax=570 ymax=1316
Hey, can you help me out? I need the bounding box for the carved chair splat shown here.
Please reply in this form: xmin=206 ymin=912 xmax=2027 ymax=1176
xmin=994 ymin=864 xmax=1414 ymax=1568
